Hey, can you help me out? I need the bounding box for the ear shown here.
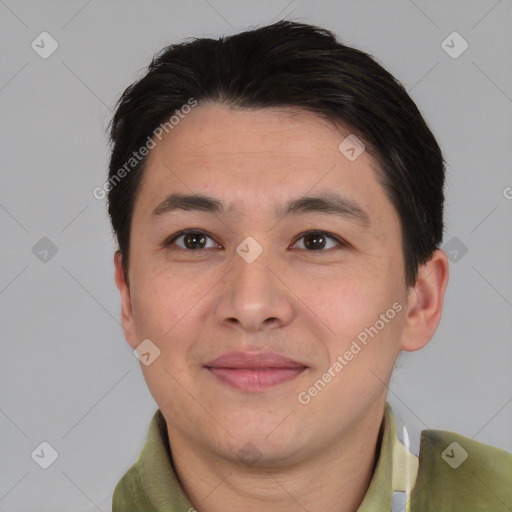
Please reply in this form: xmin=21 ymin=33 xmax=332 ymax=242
xmin=400 ymin=249 xmax=450 ymax=352
xmin=114 ymin=251 xmax=137 ymax=349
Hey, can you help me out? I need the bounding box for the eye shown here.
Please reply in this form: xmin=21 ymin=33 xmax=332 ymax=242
xmin=164 ymin=229 xmax=347 ymax=252
xmin=166 ymin=230 xmax=220 ymax=250
xmin=292 ymin=230 xmax=346 ymax=251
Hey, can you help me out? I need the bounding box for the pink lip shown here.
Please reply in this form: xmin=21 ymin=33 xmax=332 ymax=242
xmin=204 ymin=351 xmax=308 ymax=391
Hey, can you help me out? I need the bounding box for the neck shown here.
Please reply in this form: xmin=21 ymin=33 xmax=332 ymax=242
xmin=167 ymin=399 xmax=386 ymax=512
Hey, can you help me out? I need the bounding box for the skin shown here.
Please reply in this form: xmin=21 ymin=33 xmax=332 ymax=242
xmin=115 ymin=103 xmax=449 ymax=512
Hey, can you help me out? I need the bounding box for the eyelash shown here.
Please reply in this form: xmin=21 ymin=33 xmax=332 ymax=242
xmin=164 ymin=229 xmax=348 ymax=252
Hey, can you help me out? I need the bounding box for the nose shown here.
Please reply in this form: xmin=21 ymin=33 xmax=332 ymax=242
xmin=214 ymin=247 xmax=295 ymax=333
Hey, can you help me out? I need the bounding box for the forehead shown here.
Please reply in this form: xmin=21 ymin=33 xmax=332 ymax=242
xmin=152 ymin=103 xmax=361 ymax=163
xmin=134 ymin=103 xmax=398 ymax=233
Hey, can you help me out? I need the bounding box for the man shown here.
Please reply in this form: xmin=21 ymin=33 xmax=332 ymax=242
xmin=107 ymin=20 xmax=511 ymax=511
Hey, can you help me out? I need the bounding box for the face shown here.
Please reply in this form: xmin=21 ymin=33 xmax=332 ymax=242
xmin=115 ymin=103 xmax=434 ymax=466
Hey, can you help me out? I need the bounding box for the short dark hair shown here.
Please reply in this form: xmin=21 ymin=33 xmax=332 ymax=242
xmin=107 ymin=20 xmax=445 ymax=287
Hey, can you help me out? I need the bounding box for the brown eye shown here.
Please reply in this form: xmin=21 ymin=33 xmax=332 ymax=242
xmin=293 ymin=231 xmax=345 ymax=251
xmin=165 ymin=229 xmax=346 ymax=252
xmin=166 ymin=230 xmax=218 ymax=250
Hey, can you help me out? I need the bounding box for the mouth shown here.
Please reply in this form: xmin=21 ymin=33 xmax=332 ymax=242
xmin=204 ymin=351 xmax=308 ymax=392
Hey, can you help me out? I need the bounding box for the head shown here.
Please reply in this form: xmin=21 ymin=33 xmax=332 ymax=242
xmin=108 ymin=21 xmax=448 ymax=466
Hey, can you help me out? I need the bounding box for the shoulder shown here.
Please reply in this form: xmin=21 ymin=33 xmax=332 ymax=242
xmin=112 ymin=464 xmax=148 ymax=512
xmin=411 ymin=428 xmax=512 ymax=511
xmin=112 ymin=410 xmax=166 ymax=512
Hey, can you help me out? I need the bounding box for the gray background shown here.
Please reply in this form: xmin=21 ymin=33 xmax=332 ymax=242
xmin=1 ymin=1 xmax=511 ymax=510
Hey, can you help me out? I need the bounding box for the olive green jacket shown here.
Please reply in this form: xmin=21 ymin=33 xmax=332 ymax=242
xmin=113 ymin=404 xmax=512 ymax=511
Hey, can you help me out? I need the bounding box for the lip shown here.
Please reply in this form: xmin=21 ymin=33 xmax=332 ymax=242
xmin=204 ymin=351 xmax=308 ymax=391
xmin=205 ymin=351 xmax=307 ymax=369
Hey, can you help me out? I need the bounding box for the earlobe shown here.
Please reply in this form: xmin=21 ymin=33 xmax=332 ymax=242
xmin=400 ymin=249 xmax=450 ymax=352
xmin=114 ymin=251 xmax=137 ymax=348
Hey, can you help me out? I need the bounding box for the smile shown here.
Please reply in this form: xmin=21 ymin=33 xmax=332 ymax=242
xmin=206 ymin=367 xmax=307 ymax=391
xmin=204 ymin=351 xmax=309 ymax=391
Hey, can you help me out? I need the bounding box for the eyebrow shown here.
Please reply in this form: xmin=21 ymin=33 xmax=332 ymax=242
xmin=151 ymin=192 xmax=371 ymax=227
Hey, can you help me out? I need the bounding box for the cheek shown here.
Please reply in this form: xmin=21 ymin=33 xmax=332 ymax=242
xmin=130 ymin=267 xmax=211 ymax=375
xmin=307 ymin=269 xmax=375 ymax=327
xmin=130 ymin=267 xmax=195 ymax=338
xmin=315 ymin=267 xmax=404 ymax=361
xmin=132 ymin=271 xmax=200 ymax=408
